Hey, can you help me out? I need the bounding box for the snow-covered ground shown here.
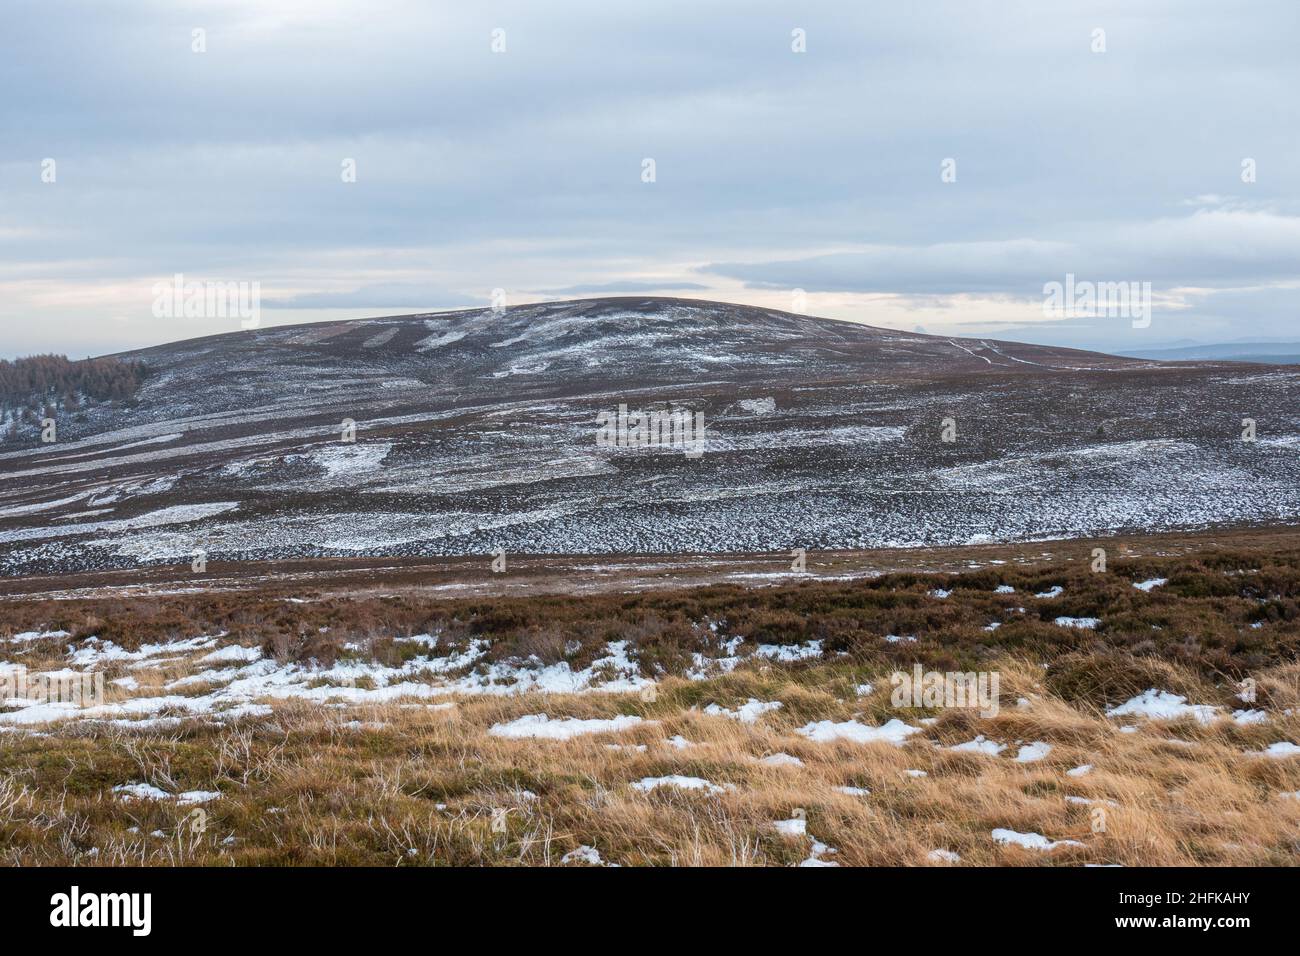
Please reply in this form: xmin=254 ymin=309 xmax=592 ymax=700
xmin=3 ymin=299 xmax=1299 ymax=574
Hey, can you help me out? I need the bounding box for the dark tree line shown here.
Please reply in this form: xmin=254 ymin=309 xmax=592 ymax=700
xmin=0 ymin=354 xmax=147 ymax=406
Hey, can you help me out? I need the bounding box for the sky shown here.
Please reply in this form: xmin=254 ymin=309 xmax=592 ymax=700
xmin=1 ymin=0 xmax=1297 ymax=358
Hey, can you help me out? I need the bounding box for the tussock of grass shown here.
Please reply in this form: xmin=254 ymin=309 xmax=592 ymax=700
xmin=2 ymin=544 xmax=1299 ymax=865
xmin=0 ymin=654 xmax=1297 ymax=866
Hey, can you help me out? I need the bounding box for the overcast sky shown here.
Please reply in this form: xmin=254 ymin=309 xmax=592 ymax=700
xmin=2 ymin=0 xmax=1297 ymax=358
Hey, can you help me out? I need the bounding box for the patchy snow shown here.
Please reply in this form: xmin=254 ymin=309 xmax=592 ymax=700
xmin=298 ymin=443 xmax=392 ymax=478
xmin=835 ymin=786 xmax=870 ymax=797
xmin=1132 ymin=577 xmax=1168 ymax=592
xmin=759 ymin=752 xmax=804 ymax=768
xmin=415 ymin=324 xmax=467 ymax=352
xmin=928 ymin=849 xmax=961 ymax=863
xmin=1253 ymin=742 xmax=1300 ymax=758
xmin=631 ymin=775 xmax=727 ymax=795
xmin=1066 ymin=764 xmax=1093 ymax=777
xmin=560 ymin=845 xmax=614 ymax=866
xmin=1106 ymin=690 xmax=1220 ymax=725
xmin=753 ymin=640 xmax=822 ymax=662
xmin=950 ymin=736 xmax=1006 ymax=756
xmin=773 ymin=816 xmax=807 ymax=837
xmin=738 ymin=397 xmax=776 ymax=415
xmin=798 ymin=845 xmax=840 ymax=867
xmin=487 ymin=713 xmax=647 ymax=740
xmin=199 ymin=644 xmax=263 ymax=664
xmin=4 ymin=629 xmax=71 ymax=644
xmin=1035 ymin=586 xmax=1064 ymax=599
xmin=929 ymin=588 xmax=952 ymax=599
xmin=177 ymin=790 xmax=222 ymax=805
xmin=883 ymin=634 xmax=917 ymax=644
xmin=1014 ymin=742 xmax=1052 ymax=763
xmin=112 ymin=783 xmax=171 ymax=801
xmin=855 ymin=683 xmax=874 ymax=696
xmin=664 ymin=734 xmax=694 ymax=750
xmin=1066 ymin=795 xmax=1117 ymax=808
xmin=1054 ymin=616 xmax=1100 ymax=629
xmin=2 ymin=636 xmax=665 ymax=728
xmin=798 ymin=718 xmax=920 ymax=746
xmin=1232 ymin=709 xmax=1269 ymax=726
xmin=992 ymin=829 xmax=1082 ymax=851
xmin=700 ymin=699 xmax=783 ymax=724
xmin=67 ymin=634 xmax=219 ymax=669
xmin=994 ymin=585 xmax=1015 ymax=594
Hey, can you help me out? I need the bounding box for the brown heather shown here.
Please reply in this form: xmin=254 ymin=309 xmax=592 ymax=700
xmin=0 ymin=543 xmax=1298 ymax=866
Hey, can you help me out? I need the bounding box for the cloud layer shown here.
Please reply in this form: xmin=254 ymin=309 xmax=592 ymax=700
xmin=1 ymin=0 xmax=1297 ymax=356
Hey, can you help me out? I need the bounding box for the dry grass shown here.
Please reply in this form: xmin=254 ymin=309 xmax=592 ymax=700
xmin=2 ymin=541 xmax=1299 ymax=866
xmin=1 ymin=657 xmax=1298 ymax=866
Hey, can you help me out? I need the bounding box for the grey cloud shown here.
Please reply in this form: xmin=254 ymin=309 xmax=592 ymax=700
xmin=1 ymin=0 xmax=1297 ymax=354
xmin=534 ymin=281 xmax=710 ymax=296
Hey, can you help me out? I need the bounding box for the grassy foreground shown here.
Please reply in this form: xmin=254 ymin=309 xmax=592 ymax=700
xmin=2 ymin=539 xmax=1299 ymax=866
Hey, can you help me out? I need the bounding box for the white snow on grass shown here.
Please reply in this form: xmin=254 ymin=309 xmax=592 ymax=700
xmin=1014 ymin=742 xmax=1052 ymax=763
xmin=1035 ymin=586 xmax=1064 ymax=599
xmin=738 ymin=397 xmax=776 ymax=415
xmin=797 ymin=718 xmax=920 ymax=746
xmin=753 ymin=640 xmax=822 ymax=662
xmin=950 ymin=736 xmax=1006 ymax=756
xmin=113 ymin=783 xmax=220 ymax=805
xmin=664 ymin=734 xmax=694 ymax=750
xmin=112 ymin=783 xmax=171 ymax=801
xmin=991 ymin=829 xmax=1083 ymax=851
xmin=4 ymin=629 xmax=72 ymax=644
xmin=799 ymin=844 xmax=841 ymax=867
xmin=855 ymin=682 xmax=874 ymax=696
xmin=560 ymin=845 xmax=614 ymax=866
xmin=700 ymin=698 xmax=783 ymax=724
xmin=300 ymin=443 xmax=392 ymax=478
xmin=1105 ymin=690 xmax=1220 ymax=725
xmin=199 ymin=644 xmax=262 ymax=664
xmin=759 ymin=752 xmax=804 ymax=768
xmin=929 ymin=588 xmax=952 ymax=599
xmin=1065 ymin=795 xmax=1117 ymax=808
xmin=1054 ymin=616 xmax=1100 ymax=629
xmin=883 ymin=634 xmax=917 ymax=644
xmin=0 ymin=502 xmax=241 ymax=547
xmin=994 ymin=585 xmax=1015 ymax=594
xmin=487 ymin=713 xmax=647 ymax=740
xmin=1232 ymin=709 xmax=1269 ymax=726
xmin=1252 ymin=742 xmax=1300 ymax=758
xmin=177 ymin=790 xmax=222 ymax=805
xmin=1066 ymin=764 xmax=1093 ymax=777
xmin=631 ymin=775 xmax=727 ymax=795
xmin=68 ymin=634 xmax=220 ymax=668
xmin=2 ymin=636 xmax=664 ymax=728
xmin=928 ymin=849 xmax=961 ymax=863
xmin=414 ymin=324 xmax=467 ymax=351
xmin=773 ymin=817 xmax=807 ymax=837
xmin=903 ymin=769 xmax=928 ymax=777
xmin=1132 ymin=577 xmax=1168 ymax=592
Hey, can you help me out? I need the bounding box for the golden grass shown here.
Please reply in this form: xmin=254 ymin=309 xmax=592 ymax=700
xmin=2 ymin=656 xmax=1298 ymax=867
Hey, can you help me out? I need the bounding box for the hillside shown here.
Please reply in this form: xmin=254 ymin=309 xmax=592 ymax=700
xmin=1 ymin=297 xmax=1298 ymax=575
